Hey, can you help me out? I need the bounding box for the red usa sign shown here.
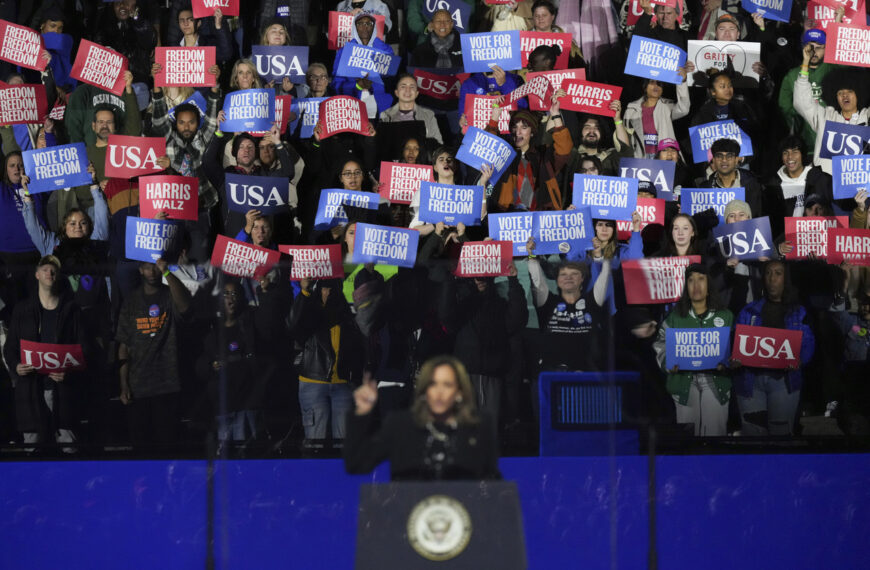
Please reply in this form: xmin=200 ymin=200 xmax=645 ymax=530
xmin=20 ymin=340 xmax=86 ymax=373
xmin=105 ymin=135 xmax=166 ymax=179
xmin=732 ymin=324 xmax=803 ymax=369
xmin=413 ymin=68 xmax=469 ymax=101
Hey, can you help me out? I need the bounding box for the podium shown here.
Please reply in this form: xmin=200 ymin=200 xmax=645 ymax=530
xmin=355 ymin=481 xmax=527 ymax=569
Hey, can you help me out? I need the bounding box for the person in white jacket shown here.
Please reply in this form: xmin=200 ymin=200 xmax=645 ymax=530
xmin=623 ymin=70 xmax=691 ymax=158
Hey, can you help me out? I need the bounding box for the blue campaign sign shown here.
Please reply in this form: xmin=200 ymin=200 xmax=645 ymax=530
xmin=665 ymin=327 xmax=731 ymax=371
xmin=832 ymin=155 xmax=870 ymax=200
xmin=335 ymin=44 xmax=400 ymax=84
xmin=460 ymin=31 xmax=522 ymax=73
xmin=819 ymin=121 xmax=870 ymax=160
xmin=572 ymin=174 xmax=638 ymax=221
xmin=532 ymin=208 xmax=595 ymax=255
xmin=220 ymin=89 xmax=274 ymax=132
xmin=417 ymin=182 xmax=483 ymax=226
xmin=681 ymin=187 xmax=746 ymax=225
xmin=624 ymin=35 xmax=686 ymax=85
xmin=352 ymin=223 xmax=419 ymax=268
xmin=314 ymin=188 xmax=379 ymax=229
xmin=455 ymin=126 xmax=517 ymax=183
xmin=619 ymin=157 xmax=676 ymax=201
xmin=251 ymin=46 xmax=309 ymax=83
xmin=488 ymin=212 xmax=535 ymax=256
xmin=712 ymin=216 xmax=774 ymax=261
xmin=225 ymin=173 xmax=291 ymax=215
xmin=423 ymin=0 xmax=472 ymax=31
xmin=289 ymin=97 xmax=327 ymax=139
xmin=688 ymin=120 xmax=753 ymax=164
xmin=22 ymin=143 xmax=91 ymax=194
xmin=741 ymin=0 xmax=792 ymax=23
xmin=168 ymin=91 xmax=207 ymax=124
xmin=124 ymin=216 xmax=181 ymax=263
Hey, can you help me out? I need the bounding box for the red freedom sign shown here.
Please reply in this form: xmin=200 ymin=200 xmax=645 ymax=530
xmin=559 ymin=79 xmax=621 ymax=117
xmin=526 ymin=68 xmax=586 ymax=111
xmin=413 ymin=68 xmax=469 ymax=101
xmin=783 ymin=216 xmax=848 ymax=260
xmin=378 ymin=161 xmax=434 ymax=204
xmin=20 ymin=340 xmax=86 ymax=373
xmin=250 ymin=95 xmax=292 ymax=136
xmin=623 ymin=255 xmax=701 ymax=304
xmin=732 ymin=324 xmax=803 ymax=369
xmin=0 ymin=83 xmax=47 ymax=125
xmin=0 ymin=19 xmax=46 ymax=71
xmin=825 ymin=23 xmax=870 ymax=68
xmin=211 ymin=234 xmax=280 ymax=279
xmin=318 ymin=96 xmax=370 ymax=139
xmin=519 ymin=31 xmax=571 ymax=69
xmin=278 ymin=244 xmax=344 ymax=280
xmin=104 ymin=135 xmax=166 ymax=179
xmin=70 ymin=39 xmax=127 ymax=96
xmin=454 ymin=241 xmax=513 ymax=277
xmin=826 ymin=227 xmax=870 ymax=266
xmin=155 ymin=47 xmax=216 ymax=87
xmin=465 ymin=94 xmax=514 ymax=134
xmin=617 ymin=197 xmax=664 ymax=240
xmin=191 ymin=0 xmax=240 ymax=19
xmin=327 ymin=11 xmax=386 ymax=50
xmin=139 ymin=175 xmax=199 ymax=221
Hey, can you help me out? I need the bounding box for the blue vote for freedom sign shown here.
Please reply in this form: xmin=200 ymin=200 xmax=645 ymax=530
xmin=352 ymin=223 xmax=419 ymax=267
xmin=572 ymin=174 xmax=638 ymax=221
xmin=124 ymin=216 xmax=181 ymax=263
xmin=220 ymin=89 xmax=274 ymax=132
xmin=423 ymin=0 xmax=472 ymax=31
xmin=712 ymin=216 xmax=774 ymax=261
xmin=818 ymin=121 xmax=870 ymax=160
xmin=532 ymin=207 xmax=595 ymax=255
xmin=335 ymin=44 xmax=400 ymax=84
xmin=624 ymin=35 xmax=686 ymax=85
xmin=460 ymin=31 xmax=522 ymax=73
xmin=681 ymin=187 xmax=746 ymax=225
xmin=688 ymin=120 xmax=753 ymax=163
xmin=488 ymin=212 xmax=535 ymax=256
xmin=314 ymin=188 xmax=379 ymax=229
xmin=22 ymin=143 xmax=91 ymax=193
xmin=832 ymin=155 xmax=870 ymax=200
xmin=455 ymin=126 xmax=517 ymax=183
xmin=665 ymin=327 xmax=731 ymax=371
xmin=289 ymin=97 xmax=327 ymax=139
xmin=225 ymin=174 xmax=291 ymax=215
xmin=251 ymin=46 xmax=309 ymax=83
xmin=740 ymin=0 xmax=792 ymax=23
xmin=417 ymin=182 xmax=484 ymax=226
xmin=619 ymin=157 xmax=676 ymax=201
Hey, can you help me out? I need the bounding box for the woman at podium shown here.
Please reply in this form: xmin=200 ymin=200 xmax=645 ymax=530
xmin=344 ymin=356 xmax=501 ymax=480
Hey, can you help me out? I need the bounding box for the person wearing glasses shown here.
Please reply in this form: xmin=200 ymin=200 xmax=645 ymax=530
xmin=696 ymin=138 xmax=763 ymax=219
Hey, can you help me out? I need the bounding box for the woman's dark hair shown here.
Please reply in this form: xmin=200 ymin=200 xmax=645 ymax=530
xmin=394 ymin=72 xmax=416 ymax=85
xmin=532 ymin=0 xmax=558 ymax=16
xmin=431 ymin=146 xmax=455 ymax=181
xmin=706 ymin=67 xmax=733 ymax=99
xmin=399 ymin=136 xmax=428 ymax=164
xmin=761 ymin=259 xmax=799 ymax=307
xmin=2 ymin=150 xmax=22 ymax=186
xmin=333 ymin=157 xmax=371 ymax=191
xmin=58 ymin=208 xmax=94 ymax=240
xmin=579 ymin=155 xmax=603 ymax=172
xmin=528 ymin=44 xmax=561 ymax=69
xmin=675 ymin=263 xmax=722 ymax=317
xmin=821 ymin=67 xmax=868 ymax=111
xmin=411 ymin=355 xmax=478 ymax=426
xmin=592 ymin=219 xmax=618 ymax=260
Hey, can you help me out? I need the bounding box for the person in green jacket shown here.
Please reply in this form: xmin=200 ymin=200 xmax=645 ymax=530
xmin=654 ymin=263 xmax=734 ymax=436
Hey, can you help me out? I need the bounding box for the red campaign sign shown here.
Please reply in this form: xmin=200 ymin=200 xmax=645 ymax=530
xmin=484 ymin=0 xmax=514 ymax=4
xmin=807 ymin=0 xmax=864 ymax=29
xmin=49 ymin=103 xmax=65 ymax=120
xmin=814 ymin=0 xmax=863 ymax=18
xmin=378 ymin=161 xmax=434 ymax=204
xmin=464 ymin=94 xmax=514 ymax=134
xmin=249 ymin=95 xmax=292 ymax=136
xmin=826 ymin=227 xmax=870 ymax=266
xmin=70 ymin=39 xmax=127 ymax=96
xmin=526 ymin=68 xmax=586 ymax=111
xmin=783 ymin=216 xmax=848 ymax=260
xmin=0 ymin=84 xmax=47 ymax=125
xmin=519 ymin=32 xmax=571 ymax=70
xmin=617 ymin=197 xmax=664 ymax=240
xmin=628 ymin=0 xmax=684 ymax=25
xmin=278 ymin=244 xmax=344 ymax=280
xmin=20 ymin=340 xmax=86 ymax=373
xmin=413 ymin=68 xmax=469 ymax=101
xmin=559 ymin=79 xmax=621 ymax=117
xmin=623 ymin=255 xmax=701 ymax=304
xmin=454 ymin=241 xmax=513 ymax=277
xmin=155 ymin=47 xmax=216 ymax=87
xmin=104 ymin=135 xmax=167 ymax=179
xmin=732 ymin=324 xmax=803 ymax=369
xmin=0 ymin=19 xmax=47 ymax=72
xmin=502 ymin=74 xmax=551 ymax=108
xmin=139 ymin=175 xmax=199 ymax=221
xmin=318 ymin=96 xmax=370 ymax=139
xmin=191 ymin=0 xmax=240 ymax=19
xmin=211 ymin=234 xmax=280 ymax=279
xmin=825 ymin=24 xmax=870 ymax=69
xmin=328 ymin=11 xmax=386 ymax=51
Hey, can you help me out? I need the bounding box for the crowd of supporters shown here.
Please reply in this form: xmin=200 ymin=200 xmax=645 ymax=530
xmin=0 ymin=0 xmax=868 ymax=454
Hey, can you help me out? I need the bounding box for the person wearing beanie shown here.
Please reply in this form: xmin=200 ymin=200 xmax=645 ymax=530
xmin=717 ymin=199 xmax=765 ymax=314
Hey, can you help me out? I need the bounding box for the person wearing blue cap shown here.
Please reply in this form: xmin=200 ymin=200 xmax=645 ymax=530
xmin=777 ymin=27 xmax=835 ymax=160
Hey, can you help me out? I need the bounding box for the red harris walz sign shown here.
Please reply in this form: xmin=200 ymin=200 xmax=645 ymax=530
xmin=732 ymin=324 xmax=803 ymax=369
xmin=20 ymin=340 xmax=86 ymax=373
